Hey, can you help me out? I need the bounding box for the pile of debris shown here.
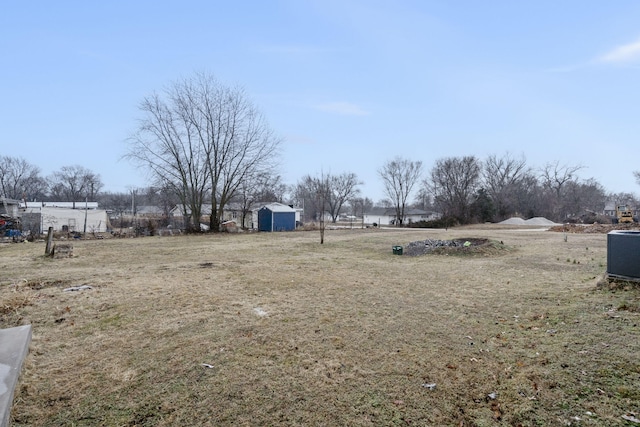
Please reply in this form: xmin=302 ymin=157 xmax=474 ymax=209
xmin=0 ymin=214 xmax=22 ymax=241
xmin=403 ymin=238 xmax=490 ymax=256
xmin=549 ymin=223 xmax=640 ymax=234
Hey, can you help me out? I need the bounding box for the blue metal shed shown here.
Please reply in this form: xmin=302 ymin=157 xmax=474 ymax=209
xmin=258 ymin=203 xmax=296 ymax=232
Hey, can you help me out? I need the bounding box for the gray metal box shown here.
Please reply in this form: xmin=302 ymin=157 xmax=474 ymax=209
xmin=607 ymin=230 xmax=640 ymax=279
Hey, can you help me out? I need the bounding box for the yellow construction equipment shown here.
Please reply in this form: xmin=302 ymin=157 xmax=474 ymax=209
xmin=613 ymin=204 xmax=634 ymax=224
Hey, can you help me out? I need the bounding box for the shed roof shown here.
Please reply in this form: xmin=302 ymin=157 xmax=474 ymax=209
xmin=262 ymin=202 xmax=296 ymax=213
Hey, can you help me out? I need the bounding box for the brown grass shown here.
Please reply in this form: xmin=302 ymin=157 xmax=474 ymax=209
xmin=1 ymin=227 xmax=639 ymax=426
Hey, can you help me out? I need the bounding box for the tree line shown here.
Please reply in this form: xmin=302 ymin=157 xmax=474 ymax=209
xmin=3 ymin=71 xmax=639 ymax=231
xmin=2 ymin=152 xmax=638 ymax=230
xmin=0 ymin=160 xmax=103 ymax=209
xmin=379 ymin=154 xmax=637 ymax=225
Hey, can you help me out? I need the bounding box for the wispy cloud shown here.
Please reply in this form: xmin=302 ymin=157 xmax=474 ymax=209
xmin=548 ymin=38 xmax=640 ymax=72
xmin=598 ymin=38 xmax=640 ymax=63
xmin=315 ymin=101 xmax=370 ymax=116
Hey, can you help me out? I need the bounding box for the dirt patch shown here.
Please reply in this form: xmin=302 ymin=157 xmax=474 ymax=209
xmin=403 ymin=237 xmax=506 ymax=256
xmin=549 ymin=223 xmax=640 ymax=234
xmin=598 ymin=275 xmax=640 ymax=291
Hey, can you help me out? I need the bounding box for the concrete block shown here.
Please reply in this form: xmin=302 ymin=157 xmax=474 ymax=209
xmin=0 ymin=325 xmax=32 ymax=427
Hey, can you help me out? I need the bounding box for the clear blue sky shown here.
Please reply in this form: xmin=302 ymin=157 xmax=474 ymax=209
xmin=2 ymin=1 xmax=640 ymax=203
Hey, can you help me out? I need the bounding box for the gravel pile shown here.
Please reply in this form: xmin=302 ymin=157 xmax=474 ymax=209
xmin=499 ymin=217 xmax=526 ymax=225
xmin=403 ymin=238 xmax=488 ymax=256
xmin=498 ymin=216 xmax=559 ymax=226
xmin=524 ymin=217 xmax=559 ymax=226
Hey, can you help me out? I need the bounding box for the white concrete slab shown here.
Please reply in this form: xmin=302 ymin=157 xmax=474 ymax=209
xmin=0 ymin=325 xmax=32 ymax=427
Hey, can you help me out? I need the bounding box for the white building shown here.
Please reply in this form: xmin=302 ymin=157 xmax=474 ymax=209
xmin=363 ymin=207 xmax=440 ymax=226
xmin=24 ymin=201 xmax=99 ymax=209
xmin=22 ymin=204 xmax=109 ymax=233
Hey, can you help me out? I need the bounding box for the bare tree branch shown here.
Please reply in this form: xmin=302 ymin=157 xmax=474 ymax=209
xmin=0 ymin=156 xmax=46 ymax=200
xmin=48 ymin=165 xmax=103 ymax=209
xmin=378 ymin=157 xmax=423 ymax=226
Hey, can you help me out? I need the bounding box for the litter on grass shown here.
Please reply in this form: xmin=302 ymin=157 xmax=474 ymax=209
xmin=622 ymin=414 xmax=640 ymax=424
xmin=253 ymin=307 xmax=268 ymax=317
xmin=63 ymin=285 xmax=93 ymax=292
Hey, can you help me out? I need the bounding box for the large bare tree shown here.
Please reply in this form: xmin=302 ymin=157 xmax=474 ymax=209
xmin=378 ymin=157 xmax=423 ymax=226
xmin=561 ymin=178 xmax=606 ymax=220
xmin=510 ymin=171 xmax=543 ymax=219
xmin=295 ymin=171 xmax=361 ymax=224
xmin=482 ymin=153 xmax=529 ymax=221
xmin=540 ymin=161 xmax=583 ymax=198
xmin=127 ymin=72 xmax=280 ymax=232
xmin=0 ymin=156 xmax=47 ymax=201
xmin=539 ymin=161 xmax=584 ymax=221
xmin=48 ymin=165 xmax=103 ymax=208
xmin=127 ymin=87 xmax=210 ymax=231
xmin=326 ymin=172 xmax=361 ymax=223
xmin=427 ymin=156 xmax=482 ymax=224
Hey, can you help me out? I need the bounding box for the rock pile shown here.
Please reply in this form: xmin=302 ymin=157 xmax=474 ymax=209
xmin=403 ymin=238 xmax=488 ymax=256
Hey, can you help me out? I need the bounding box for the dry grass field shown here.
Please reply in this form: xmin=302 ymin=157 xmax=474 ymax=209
xmin=1 ymin=226 xmax=639 ymax=426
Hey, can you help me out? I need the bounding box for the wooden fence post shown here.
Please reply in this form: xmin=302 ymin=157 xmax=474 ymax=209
xmin=45 ymin=226 xmax=53 ymax=256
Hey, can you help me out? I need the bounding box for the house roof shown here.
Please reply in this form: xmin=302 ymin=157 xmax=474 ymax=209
xmin=171 ymin=204 xmax=212 ymax=216
xmin=136 ymin=205 xmax=165 ymax=215
xmin=604 ymin=201 xmax=637 ymax=211
xmin=365 ymin=207 xmax=432 ymax=216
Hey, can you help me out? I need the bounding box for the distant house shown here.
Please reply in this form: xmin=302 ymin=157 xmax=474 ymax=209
xmin=220 ymin=202 xmax=257 ymax=229
xmin=363 ymin=207 xmax=440 ymax=226
xmin=136 ymin=205 xmax=166 ymax=217
xmin=604 ymin=201 xmax=618 ymax=217
xmin=0 ymin=197 xmax=23 ymax=217
xmin=169 ymin=203 xmax=254 ymax=229
xmin=604 ymin=201 xmax=638 ymax=219
xmin=258 ymin=203 xmax=296 ymax=232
